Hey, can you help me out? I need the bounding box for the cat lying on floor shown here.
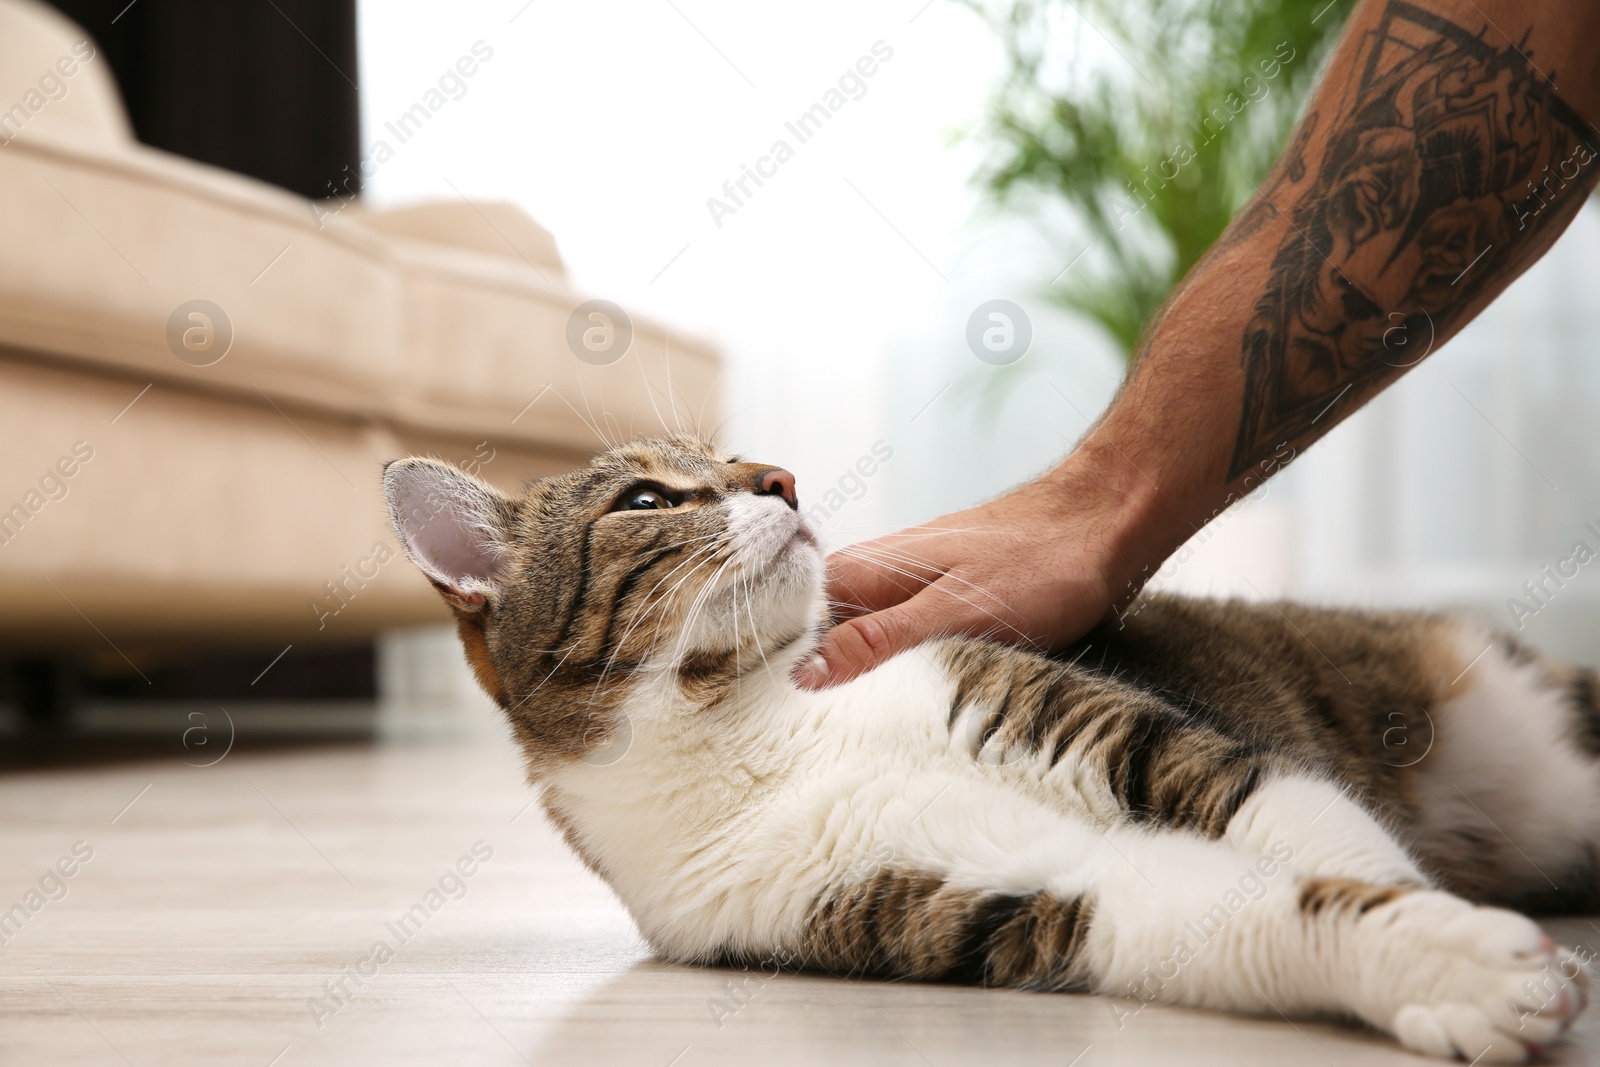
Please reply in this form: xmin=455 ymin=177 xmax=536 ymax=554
xmin=383 ymin=435 xmax=1594 ymax=1063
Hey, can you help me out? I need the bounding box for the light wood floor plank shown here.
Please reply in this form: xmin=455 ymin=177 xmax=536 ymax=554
xmin=1 ymin=739 xmax=1594 ymax=1065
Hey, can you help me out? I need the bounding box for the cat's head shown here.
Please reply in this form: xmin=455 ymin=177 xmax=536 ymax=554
xmin=382 ymin=434 xmax=823 ymax=767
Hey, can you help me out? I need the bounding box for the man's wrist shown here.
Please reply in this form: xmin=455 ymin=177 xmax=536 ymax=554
xmin=1042 ymin=435 xmax=1209 ymax=608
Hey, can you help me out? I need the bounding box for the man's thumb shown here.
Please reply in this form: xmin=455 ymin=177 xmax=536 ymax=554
xmin=795 ymin=588 xmax=956 ymax=689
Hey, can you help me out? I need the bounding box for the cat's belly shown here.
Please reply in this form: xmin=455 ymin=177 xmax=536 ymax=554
xmin=946 ymin=698 xmax=1125 ymax=826
xmin=613 ymin=651 xmax=1117 ymax=959
xmin=629 ymin=757 xmax=1109 ymax=963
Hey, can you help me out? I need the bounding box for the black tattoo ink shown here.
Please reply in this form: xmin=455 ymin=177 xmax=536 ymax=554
xmin=1229 ymin=0 xmax=1598 ymax=480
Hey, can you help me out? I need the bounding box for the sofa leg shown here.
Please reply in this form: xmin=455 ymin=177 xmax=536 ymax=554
xmin=15 ymin=658 xmax=79 ymax=741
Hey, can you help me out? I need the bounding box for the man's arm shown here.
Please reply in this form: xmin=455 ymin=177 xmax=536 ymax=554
xmin=800 ymin=0 xmax=1600 ymax=689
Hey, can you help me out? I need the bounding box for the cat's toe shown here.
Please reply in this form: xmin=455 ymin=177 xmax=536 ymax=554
xmin=1433 ymin=904 xmax=1546 ymax=965
xmin=1392 ymin=1002 xmax=1537 ymax=1063
xmin=1558 ymin=945 xmax=1592 ymax=1012
xmin=1391 ymin=1003 xmax=1455 ymax=1059
xmin=1447 ymin=930 xmax=1585 ymax=1047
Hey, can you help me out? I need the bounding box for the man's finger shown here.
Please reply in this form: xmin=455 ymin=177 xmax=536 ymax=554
xmin=823 ymin=536 xmax=945 ymax=617
xmin=795 ymin=577 xmax=979 ymax=690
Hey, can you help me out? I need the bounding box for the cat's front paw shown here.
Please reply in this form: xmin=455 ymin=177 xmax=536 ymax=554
xmin=1354 ymin=892 xmax=1589 ymax=1062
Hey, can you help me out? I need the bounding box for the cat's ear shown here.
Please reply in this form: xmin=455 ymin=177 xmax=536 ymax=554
xmin=383 ymin=457 xmax=513 ymax=611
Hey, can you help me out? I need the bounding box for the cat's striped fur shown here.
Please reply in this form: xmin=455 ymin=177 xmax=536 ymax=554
xmin=385 ymin=435 xmax=1595 ymax=1063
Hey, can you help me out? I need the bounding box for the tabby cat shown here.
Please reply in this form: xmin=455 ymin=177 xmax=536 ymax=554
xmin=383 ymin=435 xmax=1596 ymax=1062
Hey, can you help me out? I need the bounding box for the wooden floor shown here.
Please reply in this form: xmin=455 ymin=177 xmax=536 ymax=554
xmin=2 ymin=735 xmax=1597 ymax=1066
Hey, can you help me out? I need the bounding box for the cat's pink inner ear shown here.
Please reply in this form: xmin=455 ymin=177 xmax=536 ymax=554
xmin=383 ymin=458 xmax=509 ymax=605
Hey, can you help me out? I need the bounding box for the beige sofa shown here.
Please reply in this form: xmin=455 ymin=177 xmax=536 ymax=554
xmin=0 ymin=0 xmax=718 ymax=658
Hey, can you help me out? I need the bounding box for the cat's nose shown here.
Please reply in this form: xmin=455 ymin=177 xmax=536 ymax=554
xmin=755 ymin=467 xmax=798 ymax=510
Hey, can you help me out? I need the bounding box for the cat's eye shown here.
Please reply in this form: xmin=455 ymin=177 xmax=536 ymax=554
xmin=619 ymin=488 xmax=675 ymax=512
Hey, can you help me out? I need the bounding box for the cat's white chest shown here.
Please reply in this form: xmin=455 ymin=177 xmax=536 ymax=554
xmin=550 ymin=651 xmax=1113 ymax=957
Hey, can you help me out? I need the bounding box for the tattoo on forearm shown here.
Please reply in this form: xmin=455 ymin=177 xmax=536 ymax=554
xmin=1228 ymin=0 xmax=1598 ymax=480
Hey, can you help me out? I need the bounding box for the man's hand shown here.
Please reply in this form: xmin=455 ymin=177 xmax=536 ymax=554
xmin=795 ymin=460 xmax=1152 ymax=689
xmin=798 ymin=0 xmax=1600 ymax=691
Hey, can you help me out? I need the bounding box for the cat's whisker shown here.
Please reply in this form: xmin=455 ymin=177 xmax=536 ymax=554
xmin=668 ymin=552 xmax=739 ymax=671
xmin=829 ymin=543 xmax=940 ymax=566
xmin=741 ymin=575 xmax=780 ymax=686
xmin=693 ymin=367 xmax=725 ymax=441
xmin=596 ymin=540 xmax=729 ymax=683
xmin=828 ymin=545 xmax=941 ymax=580
xmin=844 ymin=543 xmax=1028 ymax=623
xmin=635 ymin=534 xmax=728 ymax=599
xmin=539 ymin=383 xmax=613 ymax=448
xmin=729 ymin=567 xmax=744 ymax=702
xmin=662 ymin=340 xmax=686 ymax=435
xmin=656 ymin=553 xmax=731 ymax=674
xmin=571 ymin=373 xmax=616 ymax=451
xmin=831 ymin=545 xmax=1027 ymax=641
xmin=826 ymin=525 xmax=999 ymax=538
xmin=831 ymin=557 xmax=1001 ymax=624
xmin=507 ymin=638 xmax=583 ymax=714
xmin=637 ymin=342 xmax=682 ymax=436
xmin=544 ymin=538 xmax=726 ymax=702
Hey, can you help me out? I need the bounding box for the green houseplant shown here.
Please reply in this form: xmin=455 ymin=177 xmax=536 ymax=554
xmin=966 ymin=0 xmax=1356 ymax=362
